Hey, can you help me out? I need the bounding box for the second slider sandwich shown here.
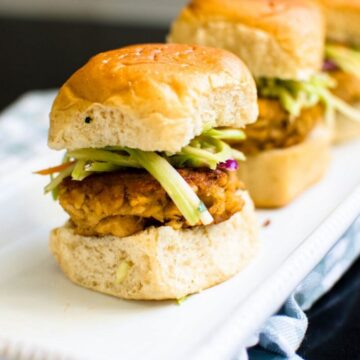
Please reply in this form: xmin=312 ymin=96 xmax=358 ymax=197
xmin=169 ymin=0 xmax=354 ymax=207
xmin=39 ymin=44 xmax=259 ymax=300
xmin=319 ymin=0 xmax=360 ymax=142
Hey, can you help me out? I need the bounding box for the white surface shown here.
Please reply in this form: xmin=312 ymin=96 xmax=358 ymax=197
xmin=0 ymin=140 xmax=360 ymax=360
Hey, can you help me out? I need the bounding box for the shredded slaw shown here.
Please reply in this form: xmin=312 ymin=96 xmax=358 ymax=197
xmin=37 ymin=128 xmax=246 ymax=226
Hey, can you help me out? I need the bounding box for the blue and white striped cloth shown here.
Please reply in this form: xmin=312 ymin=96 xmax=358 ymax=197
xmin=1 ymin=91 xmax=360 ymax=360
xmin=243 ymin=216 xmax=360 ymax=359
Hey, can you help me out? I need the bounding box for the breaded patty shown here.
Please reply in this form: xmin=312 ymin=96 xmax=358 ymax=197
xmin=59 ymin=168 xmax=245 ymax=238
xmin=330 ymin=70 xmax=360 ymax=103
xmin=238 ymin=99 xmax=323 ymax=155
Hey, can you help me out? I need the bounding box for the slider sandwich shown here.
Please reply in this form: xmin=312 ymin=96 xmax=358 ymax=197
xmin=318 ymin=0 xmax=360 ymax=142
xmin=169 ymin=0 xmax=359 ymax=207
xmin=38 ymin=44 xmax=259 ymax=300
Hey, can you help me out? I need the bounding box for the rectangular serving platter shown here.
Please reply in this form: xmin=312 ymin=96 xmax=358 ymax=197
xmin=0 ymin=132 xmax=359 ymax=360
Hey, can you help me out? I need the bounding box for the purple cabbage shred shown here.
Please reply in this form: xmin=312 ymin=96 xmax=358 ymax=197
xmin=322 ymin=59 xmax=338 ymax=71
xmin=218 ymin=159 xmax=239 ymax=171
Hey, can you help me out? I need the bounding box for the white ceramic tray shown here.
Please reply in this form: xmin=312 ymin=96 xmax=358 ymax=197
xmin=0 ymin=139 xmax=359 ymax=360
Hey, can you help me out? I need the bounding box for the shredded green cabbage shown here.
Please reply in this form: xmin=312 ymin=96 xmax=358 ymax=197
xmin=176 ymin=296 xmax=188 ymax=305
xmin=115 ymin=261 xmax=131 ymax=284
xmin=67 ymin=148 xmax=141 ymax=168
xmin=126 ymin=149 xmax=213 ymax=226
xmin=258 ymin=73 xmax=360 ymax=123
xmin=257 ymin=74 xmax=334 ymax=117
xmin=325 ymin=44 xmax=360 ymax=79
xmin=85 ymin=162 xmax=122 ymax=172
xmin=49 ymin=173 xmax=59 ymax=200
xmin=311 ymin=85 xmax=360 ymax=123
xmin=44 ymin=128 xmax=245 ymax=226
xmin=44 ymin=163 xmax=75 ymax=194
xmin=202 ymin=128 xmax=246 ymax=141
xmin=71 ymin=160 xmax=89 ymax=181
xmin=167 ymin=130 xmax=246 ymax=169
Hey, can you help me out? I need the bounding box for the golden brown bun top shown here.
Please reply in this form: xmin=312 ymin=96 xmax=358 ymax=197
xmin=317 ymin=0 xmax=360 ymax=45
xmin=49 ymin=44 xmax=258 ymax=152
xmin=182 ymin=0 xmax=323 ymax=39
xmin=170 ymin=0 xmax=325 ymax=79
xmin=60 ymin=43 xmax=249 ymax=104
xmin=185 ymin=0 xmax=320 ymax=24
xmin=317 ymin=0 xmax=360 ymax=10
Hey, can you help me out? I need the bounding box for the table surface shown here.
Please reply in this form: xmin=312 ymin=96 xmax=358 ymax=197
xmin=1 ymin=16 xmax=358 ymax=360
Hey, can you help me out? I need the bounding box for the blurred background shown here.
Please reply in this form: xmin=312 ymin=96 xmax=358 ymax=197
xmin=0 ymin=0 xmax=186 ymax=110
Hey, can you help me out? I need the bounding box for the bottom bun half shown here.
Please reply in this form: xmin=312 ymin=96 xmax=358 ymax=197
xmin=333 ymin=103 xmax=360 ymax=144
xmin=237 ymin=125 xmax=332 ymax=208
xmin=50 ymin=191 xmax=259 ymax=300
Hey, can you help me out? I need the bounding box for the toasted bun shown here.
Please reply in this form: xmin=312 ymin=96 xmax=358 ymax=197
xmin=318 ymin=0 xmax=360 ymax=46
xmin=168 ymin=0 xmax=325 ymax=80
xmin=49 ymin=191 xmax=258 ymax=300
xmin=333 ymin=103 xmax=360 ymax=143
xmin=48 ymin=43 xmax=258 ymax=152
xmin=237 ymin=126 xmax=331 ymax=208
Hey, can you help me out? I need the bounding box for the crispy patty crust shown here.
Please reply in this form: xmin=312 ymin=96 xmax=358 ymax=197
xmin=238 ymin=99 xmax=323 ymax=155
xmin=59 ymin=168 xmax=245 ymax=238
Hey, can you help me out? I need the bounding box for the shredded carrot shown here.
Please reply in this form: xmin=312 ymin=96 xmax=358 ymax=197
xmin=34 ymin=161 xmax=75 ymax=175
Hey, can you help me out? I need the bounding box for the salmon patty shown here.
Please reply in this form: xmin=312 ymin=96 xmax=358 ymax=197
xmin=59 ymin=168 xmax=245 ymax=238
xmin=238 ymin=98 xmax=323 ymax=155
